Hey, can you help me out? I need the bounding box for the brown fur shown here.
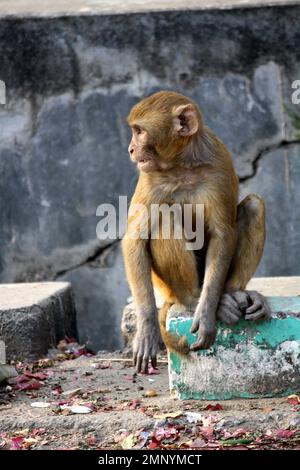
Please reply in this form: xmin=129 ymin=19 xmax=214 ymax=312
xmin=122 ymin=91 xmax=267 ymax=371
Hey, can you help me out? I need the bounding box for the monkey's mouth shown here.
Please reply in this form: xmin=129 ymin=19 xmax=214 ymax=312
xmin=137 ymin=158 xmax=152 ymax=170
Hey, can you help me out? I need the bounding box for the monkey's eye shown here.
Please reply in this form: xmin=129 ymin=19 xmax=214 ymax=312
xmin=134 ymin=126 xmax=142 ymax=135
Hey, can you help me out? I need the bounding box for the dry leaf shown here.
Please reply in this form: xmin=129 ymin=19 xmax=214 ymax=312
xmin=121 ymin=434 xmax=137 ymax=449
xmin=145 ymin=389 xmax=157 ymax=397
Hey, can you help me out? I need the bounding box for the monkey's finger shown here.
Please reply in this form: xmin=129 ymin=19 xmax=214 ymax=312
xmin=245 ymin=300 xmax=262 ymax=314
xmin=135 ymin=355 xmax=143 ymax=373
xmin=217 ymin=307 xmax=240 ymax=325
xmin=231 ymin=291 xmax=249 ymax=311
xmin=190 ymin=333 xmax=215 ymax=351
xmin=151 ymin=356 xmax=157 ymax=369
xmin=133 ymin=352 xmax=137 ymax=367
xmin=221 ymin=294 xmax=239 ymax=311
xmin=141 ymin=357 xmax=149 ymax=374
xmin=245 ymin=308 xmax=268 ymax=321
xmin=190 ymin=317 xmax=200 ymax=334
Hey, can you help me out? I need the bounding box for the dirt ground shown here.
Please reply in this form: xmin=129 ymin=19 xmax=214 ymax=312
xmin=0 ymin=342 xmax=300 ymax=450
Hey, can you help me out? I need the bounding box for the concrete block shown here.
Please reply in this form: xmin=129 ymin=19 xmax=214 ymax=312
xmin=168 ymin=297 xmax=300 ymax=400
xmin=0 ymin=282 xmax=77 ymax=361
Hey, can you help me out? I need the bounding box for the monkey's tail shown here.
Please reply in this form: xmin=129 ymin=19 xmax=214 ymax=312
xmin=159 ymin=302 xmax=190 ymax=356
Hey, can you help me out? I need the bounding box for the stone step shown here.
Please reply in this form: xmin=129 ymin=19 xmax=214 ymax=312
xmin=168 ymin=277 xmax=300 ymax=400
xmin=0 ymin=282 xmax=77 ymax=362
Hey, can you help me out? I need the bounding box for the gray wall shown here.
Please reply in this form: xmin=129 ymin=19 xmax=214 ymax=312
xmin=0 ymin=4 xmax=300 ymax=350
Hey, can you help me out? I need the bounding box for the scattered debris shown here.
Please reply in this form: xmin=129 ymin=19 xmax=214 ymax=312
xmin=145 ymin=389 xmax=158 ymax=397
xmin=30 ymin=402 xmax=51 ymax=408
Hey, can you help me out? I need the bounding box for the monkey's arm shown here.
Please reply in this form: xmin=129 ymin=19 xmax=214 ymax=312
xmin=190 ymin=225 xmax=236 ymax=350
xmin=122 ymin=235 xmax=162 ymax=373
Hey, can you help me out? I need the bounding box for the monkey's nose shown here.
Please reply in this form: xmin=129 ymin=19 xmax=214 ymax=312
xmin=129 ymin=148 xmax=134 ymax=155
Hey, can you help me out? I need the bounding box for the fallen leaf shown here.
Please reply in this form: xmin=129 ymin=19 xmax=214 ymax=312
xmin=62 ymin=388 xmax=82 ymax=397
xmin=13 ymin=429 xmax=29 ymax=437
xmin=23 ymin=438 xmax=39 ymax=449
xmin=185 ymin=411 xmax=203 ymax=423
xmin=24 ymin=371 xmax=48 ymax=381
xmin=31 ymin=402 xmax=50 ymax=408
xmin=51 ymin=385 xmax=63 ymax=395
xmin=220 ymin=438 xmax=253 ymax=446
xmin=200 ymin=427 xmax=214 ymax=441
xmin=287 ymin=394 xmax=300 ymax=405
xmin=154 ymin=410 xmax=183 ymax=420
xmin=15 ymin=381 xmax=43 ymax=391
xmin=191 ymin=437 xmax=206 ymax=448
xmin=10 ymin=437 xmax=24 ymax=450
xmin=135 ymin=431 xmax=149 ymax=449
xmin=87 ymin=436 xmax=97 ymax=446
xmin=121 ymin=434 xmax=137 ymax=449
xmin=128 ymin=399 xmax=141 ymax=410
xmin=204 ymin=403 xmax=223 ymax=411
xmin=276 ymin=429 xmax=295 ymax=438
xmin=145 ymin=389 xmax=157 ymax=397
xmin=61 ymin=405 xmax=92 ymax=414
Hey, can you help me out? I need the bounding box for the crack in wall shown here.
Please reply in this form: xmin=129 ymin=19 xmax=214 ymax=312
xmin=54 ymin=238 xmax=121 ymax=279
xmin=239 ymin=138 xmax=300 ymax=183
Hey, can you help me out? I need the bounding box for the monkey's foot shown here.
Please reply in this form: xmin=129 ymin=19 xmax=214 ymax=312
xmin=227 ymin=290 xmax=272 ymax=321
xmin=243 ymin=290 xmax=271 ymax=321
xmin=216 ymin=292 xmax=244 ymax=325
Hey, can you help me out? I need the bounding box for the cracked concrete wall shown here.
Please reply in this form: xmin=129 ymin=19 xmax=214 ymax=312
xmin=0 ymin=4 xmax=300 ymax=351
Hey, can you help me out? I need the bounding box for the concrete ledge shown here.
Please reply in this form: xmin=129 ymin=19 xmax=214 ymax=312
xmin=0 ymin=0 xmax=296 ymax=18
xmin=0 ymin=282 xmax=77 ymax=361
xmin=168 ymin=296 xmax=300 ymax=400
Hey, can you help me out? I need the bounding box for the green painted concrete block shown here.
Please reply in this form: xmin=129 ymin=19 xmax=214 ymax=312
xmin=168 ymin=297 xmax=300 ymax=400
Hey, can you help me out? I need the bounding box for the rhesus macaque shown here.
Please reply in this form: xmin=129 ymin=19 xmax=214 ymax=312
xmin=122 ymin=91 xmax=271 ymax=373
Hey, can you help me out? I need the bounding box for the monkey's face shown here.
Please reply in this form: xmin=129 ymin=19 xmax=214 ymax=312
xmin=128 ymin=125 xmax=160 ymax=173
xmin=127 ymin=91 xmax=202 ymax=173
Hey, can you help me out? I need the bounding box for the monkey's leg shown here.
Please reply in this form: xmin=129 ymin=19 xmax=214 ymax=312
xmin=150 ymin=238 xmax=200 ymax=355
xmin=217 ymin=194 xmax=271 ymax=325
xmin=150 ymin=237 xmax=200 ymax=307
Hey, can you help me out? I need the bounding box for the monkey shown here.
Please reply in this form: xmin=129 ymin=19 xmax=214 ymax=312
xmin=122 ymin=91 xmax=271 ymax=374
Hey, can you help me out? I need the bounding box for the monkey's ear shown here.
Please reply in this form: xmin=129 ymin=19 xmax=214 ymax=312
xmin=173 ymin=104 xmax=199 ymax=136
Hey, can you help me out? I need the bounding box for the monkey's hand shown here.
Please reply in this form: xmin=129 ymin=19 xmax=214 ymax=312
xmin=239 ymin=290 xmax=272 ymax=321
xmin=189 ymin=305 xmax=217 ymax=351
xmin=133 ymin=316 xmax=163 ymax=374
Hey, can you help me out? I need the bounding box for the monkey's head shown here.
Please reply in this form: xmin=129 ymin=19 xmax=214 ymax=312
xmin=127 ymin=91 xmax=203 ymax=173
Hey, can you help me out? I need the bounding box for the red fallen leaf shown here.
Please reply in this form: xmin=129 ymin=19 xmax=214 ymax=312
xmin=10 ymin=437 xmax=24 ymax=450
xmin=52 ymin=385 xmax=63 ymax=395
xmin=200 ymin=427 xmax=214 ymax=441
xmin=15 ymin=381 xmax=43 ymax=391
xmin=128 ymin=399 xmax=141 ymax=410
xmin=149 ymin=367 xmax=159 ymax=375
xmin=223 ymin=428 xmax=247 ymax=439
xmin=204 ymin=403 xmax=223 ymax=411
xmin=287 ymin=395 xmax=300 ymax=405
xmin=24 ymin=371 xmax=48 ymax=380
xmin=9 ymin=374 xmax=30 ymax=384
xmin=276 ymin=429 xmax=296 ymax=438
xmin=154 ymin=426 xmax=178 ymax=442
xmin=87 ymin=436 xmax=97 ymax=446
xmin=148 ymin=441 xmax=159 ymax=449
